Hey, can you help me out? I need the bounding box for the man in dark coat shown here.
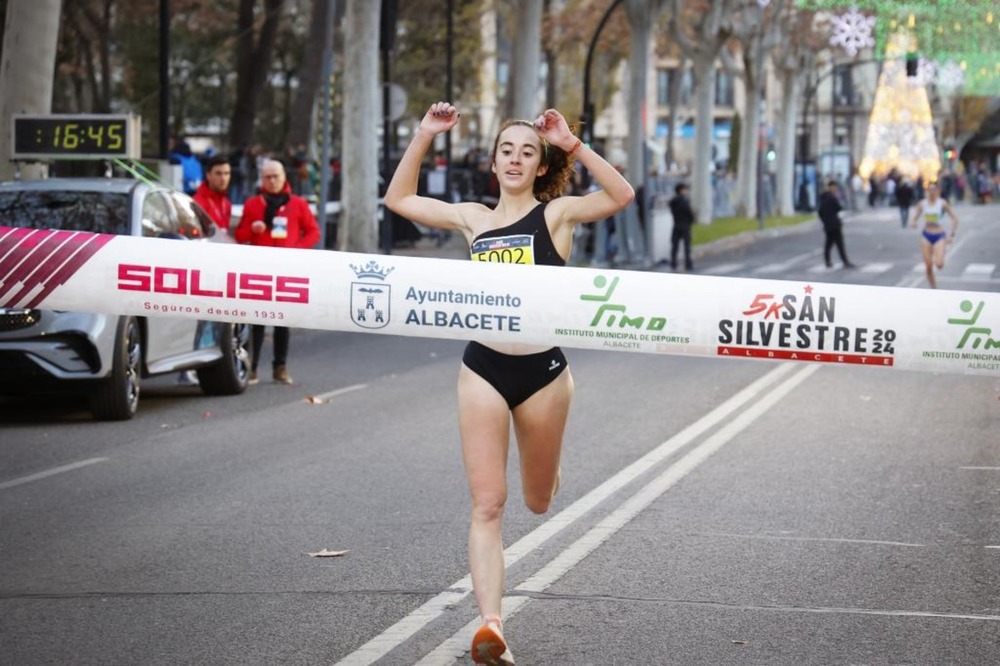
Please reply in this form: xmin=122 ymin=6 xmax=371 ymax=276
xmin=895 ymin=178 xmax=915 ymax=229
xmin=817 ymin=180 xmax=855 ymax=269
xmin=668 ymin=182 xmax=695 ymax=271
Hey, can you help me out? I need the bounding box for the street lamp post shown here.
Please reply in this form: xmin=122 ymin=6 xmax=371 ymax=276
xmin=581 ymin=0 xmax=624 ymax=158
xmin=159 ymin=0 xmax=170 ymax=158
xmin=580 ymin=0 xmax=624 ymax=266
xmin=380 ymin=0 xmax=399 ymax=254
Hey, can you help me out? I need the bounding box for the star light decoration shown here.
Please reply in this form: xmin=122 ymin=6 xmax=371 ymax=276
xmin=828 ymin=7 xmax=877 ymax=56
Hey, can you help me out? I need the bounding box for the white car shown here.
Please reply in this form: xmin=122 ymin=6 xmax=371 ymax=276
xmin=0 ymin=178 xmax=251 ymax=420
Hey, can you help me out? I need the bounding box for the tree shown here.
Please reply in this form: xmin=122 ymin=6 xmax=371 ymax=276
xmin=56 ymin=0 xmax=114 ymax=114
xmin=230 ymin=0 xmax=287 ymax=150
xmin=731 ymin=0 xmax=786 ymax=219
xmin=653 ymin=10 xmax=687 ymax=171
xmin=340 ymin=0 xmax=380 ymax=252
xmin=285 ymin=0 xmax=332 ymax=151
xmin=770 ymin=6 xmax=821 ymax=216
xmin=541 ymin=0 xmax=631 ymax=130
xmin=114 ymin=0 xmax=242 ymax=157
xmin=621 ymin=0 xmax=668 ymax=264
xmin=671 ymin=0 xmax=738 ymax=223
xmin=0 ymin=0 xmax=63 ymax=180
xmin=392 ymin=0 xmax=483 ymax=126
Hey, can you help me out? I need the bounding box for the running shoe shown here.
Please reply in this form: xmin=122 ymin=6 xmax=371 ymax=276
xmin=471 ymin=615 xmax=515 ymax=665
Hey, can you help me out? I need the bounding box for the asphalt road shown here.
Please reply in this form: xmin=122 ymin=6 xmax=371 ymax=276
xmin=2 ymin=202 xmax=998 ymax=665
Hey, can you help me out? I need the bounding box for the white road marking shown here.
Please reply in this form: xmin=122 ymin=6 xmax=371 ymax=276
xmin=959 ymin=466 xmax=1000 ymax=471
xmin=860 ymin=262 xmax=893 ymax=274
xmin=740 ymin=604 xmax=1000 ymax=622
xmin=415 ymin=364 xmax=820 ymax=665
xmin=695 ymin=532 xmax=924 ymax=548
xmin=703 ymin=262 xmax=745 ymax=275
xmin=309 ymin=384 xmax=367 ymax=402
xmin=754 ymin=250 xmax=821 ymax=275
xmin=963 ymin=263 xmax=995 ymax=277
xmin=0 ymin=457 xmax=108 ymax=491
xmin=333 ymin=363 xmax=802 ymax=665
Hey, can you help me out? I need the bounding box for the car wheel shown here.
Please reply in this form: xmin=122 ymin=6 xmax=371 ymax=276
xmin=89 ymin=316 xmax=142 ymax=421
xmin=197 ymin=322 xmax=250 ymax=395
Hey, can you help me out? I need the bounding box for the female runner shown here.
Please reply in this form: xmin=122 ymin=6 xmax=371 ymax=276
xmin=909 ymin=181 xmax=959 ymax=289
xmin=384 ymin=102 xmax=633 ymax=665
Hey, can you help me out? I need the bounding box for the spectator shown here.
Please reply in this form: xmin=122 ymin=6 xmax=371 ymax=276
xmin=668 ymin=182 xmax=695 ymax=271
xmin=234 ymin=159 xmax=320 ymax=385
xmin=168 ymin=153 xmax=233 ymax=387
xmin=895 ymin=178 xmax=915 ymax=229
xmin=193 ymin=154 xmax=233 ymax=236
xmin=229 ymin=144 xmax=250 ymax=204
xmin=868 ymin=176 xmax=880 ymax=208
xmin=169 ymin=137 xmax=204 ymax=195
xmin=818 ymin=180 xmax=855 ymax=269
xmin=977 ymin=169 xmax=992 ymax=204
xmin=851 ymin=172 xmax=865 ymax=209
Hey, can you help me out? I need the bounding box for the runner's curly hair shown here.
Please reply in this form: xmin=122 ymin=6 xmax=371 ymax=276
xmin=491 ymin=119 xmax=578 ymax=202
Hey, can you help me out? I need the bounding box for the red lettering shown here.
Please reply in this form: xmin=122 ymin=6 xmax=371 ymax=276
xmin=117 ymin=264 xmax=308 ymax=303
xmin=155 ymin=267 xmax=187 ymax=294
xmin=190 ymin=269 xmax=224 ymax=298
xmin=118 ymin=264 xmax=151 ymax=291
xmin=239 ymin=273 xmax=273 ymax=301
xmin=275 ymin=276 xmax=310 ymax=303
xmin=743 ymin=294 xmax=769 ymax=316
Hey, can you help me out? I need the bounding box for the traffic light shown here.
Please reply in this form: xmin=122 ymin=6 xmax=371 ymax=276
xmin=944 ymin=147 xmax=956 ymax=162
xmin=906 ymin=53 xmax=919 ymax=77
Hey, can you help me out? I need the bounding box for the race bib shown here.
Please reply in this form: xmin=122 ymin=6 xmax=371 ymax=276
xmin=271 ymin=216 xmax=288 ymax=239
xmin=924 ymin=212 xmax=940 ymax=224
xmin=470 ymin=234 xmax=534 ymax=264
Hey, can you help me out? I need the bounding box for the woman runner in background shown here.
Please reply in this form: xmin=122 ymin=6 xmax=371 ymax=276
xmin=909 ymin=181 xmax=960 ymax=288
xmin=384 ymin=102 xmax=633 ymax=665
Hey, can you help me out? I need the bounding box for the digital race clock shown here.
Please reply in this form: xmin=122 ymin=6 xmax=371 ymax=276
xmin=11 ymin=114 xmax=141 ymax=160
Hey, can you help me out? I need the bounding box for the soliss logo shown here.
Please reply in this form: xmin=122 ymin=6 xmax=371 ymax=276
xmin=117 ymin=264 xmax=310 ymax=303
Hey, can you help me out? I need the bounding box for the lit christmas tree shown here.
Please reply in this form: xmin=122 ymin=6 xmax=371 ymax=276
xmin=858 ymin=32 xmax=941 ymax=182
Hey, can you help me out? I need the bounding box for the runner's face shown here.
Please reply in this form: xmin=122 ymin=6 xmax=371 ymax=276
xmin=207 ymin=165 xmax=231 ymax=193
xmin=493 ymin=125 xmax=546 ymax=189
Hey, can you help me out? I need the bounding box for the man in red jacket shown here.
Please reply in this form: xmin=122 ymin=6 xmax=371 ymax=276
xmin=235 ymin=159 xmax=321 ymax=385
xmin=193 ymin=154 xmax=233 ymax=235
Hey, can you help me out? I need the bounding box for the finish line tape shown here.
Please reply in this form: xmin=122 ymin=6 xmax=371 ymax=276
xmin=1 ymin=225 xmax=999 ymax=377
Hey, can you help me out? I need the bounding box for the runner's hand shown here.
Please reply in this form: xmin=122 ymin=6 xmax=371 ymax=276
xmin=533 ymin=109 xmax=576 ymax=152
xmin=420 ymin=102 xmax=460 ymax=135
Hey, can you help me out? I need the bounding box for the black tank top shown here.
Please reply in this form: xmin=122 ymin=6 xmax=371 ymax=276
xmin=469 ymin=202 xmax=565 ymax=266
